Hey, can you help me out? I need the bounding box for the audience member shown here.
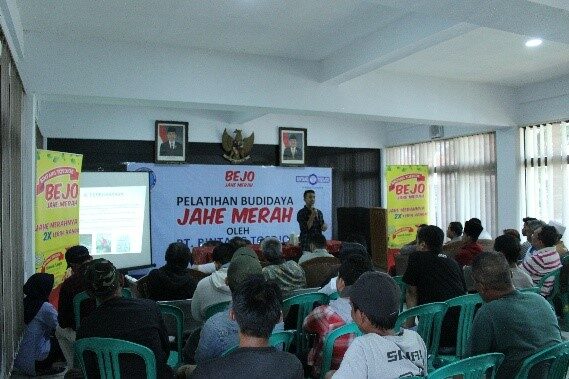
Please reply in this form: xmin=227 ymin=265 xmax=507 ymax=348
xmin=403 ymin=225 xmax=466 ymax=351
xmin=191 ymin=243 xmax=235 ymax=322
xmin=55 ymin=245 xmax=93 ymax=367
xmin=76 ymin=259 xmax=173 ymax=378
xmin=469 ymin=218 xmax=492 ymax=240
xmin=468 ymin=252 xmax=561 ymax=379
xmin=14 ymin=273 xmax=64 ymax=376
xmin=261 ymin=237 xmax=306 ymax=293
xmin=521 ymin=225 xmax=562 ymax=296
xmin=189 ymin=275 xmax=303 ymax=379
xmin=521 ymin=219 xmax=546 ymax=261
xmin=327 ymin=272 xmax=427 ymax=379
xmin=303 ymin=254 xmax=373 ymax=377
xmin=548 ymin=220 xmax=568 ymax=256
xmin=445 ymin=221 xmax=463 ymax=244
xmin=319 ymin=242 xmax=370 ymax=296
xmin=395 ymin=224 xmax=428 ymax=276
xmin=455 ymin=219 xmax=484 ymax=267
xmin=503 ymin=228 xmax=521 ymax=241
xmin=194 ymin=247 xmax=283 ymax=363
xmin=144 ymin=242 xmax=198 ymax=301
xmin=493 ymin=234 xmax=533 ymax=289
xmin=298 ymin=233 xmax=334 ymax=265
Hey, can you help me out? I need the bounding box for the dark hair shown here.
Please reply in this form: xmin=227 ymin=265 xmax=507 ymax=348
xmin=303 ymin=189 xmax=315 ymax=199
xmin=493 ymin=234 xmax=521 ymax=264
xmin=448 ymin=222 xmax=463 ymax=237
xmin=232 ymin=275 xmax=282 ymax=339
xmin=502 ymin=229 xmax=521 ymax=242
xmin=261 ymin=238 xmax=283 ymax=264
xmin=338 ymin=255 xmax=373 ymax=286
xmin=228 ymin=237 xmax=248 ymax=251
xmin=416 ymin=225 xmax=444 ymax=251
xmin=212 ymin=243 xmax=234 ymax=265
xmin=352 ymin=302 xmax=398 ymax=330
xmin=464 ymin=220 xmax=483 ymax=241
xmin=523 ymin=217 xmax=537 ymax=223
xmin=469 ymin=218 xmax=482 ymax=225
xmin=343 ymin=234 xmax=368 ymax=250
xmin=471 ymin=252 xmax=512 ymax=291
xmin=165 ymin=242 xmax=192 ymax=268
xmin=202 ymin=240 xmax=222 ymax=247
xmin=308 ymin=233 xmax=326 ymax=249
xmin=527 ymin=219 xmax=546 ymax=233
xmin=537 ymin=225 xmax=559 ymax=247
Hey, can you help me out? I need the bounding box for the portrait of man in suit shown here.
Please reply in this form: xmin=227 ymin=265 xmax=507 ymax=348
xmin=283 ymin=133 xmax=303 ymax=160
xmin=159 ymin=126 xmax=183 ymax=157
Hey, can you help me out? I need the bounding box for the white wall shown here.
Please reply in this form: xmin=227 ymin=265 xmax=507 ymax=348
xmin=515 ymin=73 xmax=569 ymax=126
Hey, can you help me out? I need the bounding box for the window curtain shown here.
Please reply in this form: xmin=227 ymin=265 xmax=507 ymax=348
xmin=386 ymin=133 xmax=497 ymax=237
xmin=520 ymin=122 xmax=569 ymax=240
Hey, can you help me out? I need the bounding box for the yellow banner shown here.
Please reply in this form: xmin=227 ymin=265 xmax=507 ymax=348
xmin=386 ymin=165 xmax=429 ymax=248
xmin=35 ymin=150 xmax=83 ymax=286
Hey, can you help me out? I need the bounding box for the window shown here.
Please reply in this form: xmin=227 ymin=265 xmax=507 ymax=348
xmin=520 ymin=122 xmax=569 ymax=238
xmin=386 ymin=133 xmax=497 ymax=236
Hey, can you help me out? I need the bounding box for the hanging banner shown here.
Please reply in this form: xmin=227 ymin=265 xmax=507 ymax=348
xmin=386 ymin=165 xmax=429 ymax=248
xmin=35 ymin=150 xmax=83 ymax=287
xmin=127 ymin=163 xmax=332 ymax=268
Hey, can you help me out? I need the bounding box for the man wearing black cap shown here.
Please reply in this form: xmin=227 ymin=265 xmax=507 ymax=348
xmin=160 ymin=126 xmax=183 ymax=156
xmin=76 ymin=258 xmax=173 ymax=378
xmin=327 ymin=272 xmax=426 ymax=379
xmin=455 ymin=219 xmax=484 ymax=267
xmin=55 ymin=245 xmax=93 ymax=368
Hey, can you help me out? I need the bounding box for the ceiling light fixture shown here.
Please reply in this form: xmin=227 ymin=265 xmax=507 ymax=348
xmin=525 ymin=38 xmax=543 ymax=47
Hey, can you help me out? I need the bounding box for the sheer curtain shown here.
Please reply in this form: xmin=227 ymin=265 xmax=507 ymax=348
xmin=386 ymin=133 xmax=497 ymax=236
xmin=520 ymin=122 xmax=569 ymax=240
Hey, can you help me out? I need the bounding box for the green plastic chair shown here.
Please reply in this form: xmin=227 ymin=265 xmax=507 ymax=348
xmin=514 ymin=341 xmax=569 ymax=379
xmin=537 ymin=267 xmax=562 ymax=304
xmin=75 ymin=337 xmax=157 ymax=379
xmin=204 ymin=300 xmax=231 ymax=320
xmin=222 ymin=330 xmax=297 ymax=357
xmin=158 ymin=304 xmax=184 ymax=368
xmin=393 ymin=275 xmax=407 ymax=312
xmin=328 ymin=291 xmax=340 ymax=301
xmin=319 ymin=323 xmax=362 ymax=379
xmin=436 ymin=293 xmax=483 ymax=367
xmin=73 ymin=288 xmax=134 ymax=329
xmin=519 ymin=286 xmax=540 ymax=294
xmin=395 ymin=302 xmax=448 ymax=371
xmin=427 ymin=352 xmax=504 ymax=379
xmin=283 ymin=292 xmax=329 ymax=356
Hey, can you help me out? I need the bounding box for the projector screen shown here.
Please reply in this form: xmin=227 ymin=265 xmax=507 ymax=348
xmin=79 ymin=172 xmax=152 ymax=270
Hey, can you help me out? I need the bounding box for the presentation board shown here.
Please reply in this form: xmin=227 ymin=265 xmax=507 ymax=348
xmin=79 ymin=172 xmax=152 ymax=270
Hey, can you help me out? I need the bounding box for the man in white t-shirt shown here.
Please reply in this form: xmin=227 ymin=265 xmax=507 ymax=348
xmin=327 ymin=272 xmax=427 ymax=379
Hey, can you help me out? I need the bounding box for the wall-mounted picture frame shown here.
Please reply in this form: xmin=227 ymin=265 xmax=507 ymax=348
xmin=279 ymin=127 xmax=307 ymax=166
xmin=155 ymin=121 xmax=188 ymax=163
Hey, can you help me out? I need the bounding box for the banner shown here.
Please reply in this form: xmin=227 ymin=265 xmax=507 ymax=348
xmin=127 ymin=163 xmax=332 ymax=268
xmin=386 ymin=165 xmax=429 ymax=248
xmin=35 ymin=150 xmax=83 ymax=286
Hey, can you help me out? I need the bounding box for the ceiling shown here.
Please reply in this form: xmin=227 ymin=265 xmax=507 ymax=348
xmin=8 ymin=0 xmax=569 ymax=128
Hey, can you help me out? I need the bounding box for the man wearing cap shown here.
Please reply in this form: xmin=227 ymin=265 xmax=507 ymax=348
xmin=55 ymin=245 xmax=93 ymax=368
xmin=454 ymin=219 xmax=484 ymax=267
xmin=159 ymin=126 xmax=183 ymax=156
xmin=303 ymin=254 xmax=373 ymax=378
xmin=76 ymin=258 xmax=173 ymax=378
xmin=327 ymin=272 xmax=427 ymax=379
xmin=521 ymin=225 xmax=562 ymax=296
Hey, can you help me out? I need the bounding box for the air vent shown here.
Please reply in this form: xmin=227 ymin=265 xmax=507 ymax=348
xmin=430 ymin=125 xmax=444 ymax=139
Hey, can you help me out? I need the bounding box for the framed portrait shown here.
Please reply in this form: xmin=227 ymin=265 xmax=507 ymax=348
xmin=279 ymin=127 xmax=307 ymax=166
xmin=155 ymin=121 xmax=188 ymax=163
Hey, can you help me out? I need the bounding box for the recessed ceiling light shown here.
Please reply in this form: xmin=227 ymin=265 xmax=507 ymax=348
xmin=525 ymin=38 xmax=543 ymax=47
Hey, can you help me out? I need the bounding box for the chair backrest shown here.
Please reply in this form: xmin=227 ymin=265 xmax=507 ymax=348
xmin=445 ymin=293 xmax=483 ymax=359
xmin=75 ymin=337 xmax=157 ymax=379
xmin=427 ymin=352 xmax=504 ymax=379
xmin=222 ymin=330 xmax=297 ymax=357
xmin=514 ymin=341 xmax=569 ymax=379
xmin=320 ymin=323 xmax=362 ymax=379
xmin=300 ymin=257 xmax=341 ymax=288
xmin=73 ymin=288 xmax=135 ymax=329
xmin=537 ymin=267 xmax=561 ymax=301
xmin=204 ymin=300 xmax=231 ymax=320
xmin=158 ymin=304 xmax=184 ymax=367
xmin=394 ymin=302 xmax=448 ymax=368
xmin=157 ymin=299 xmax=200 ymax=333
xmin=519 ymin=286 xmax=540 ymax=294
xmin=392 ymin=275 xmax=407 ymax=312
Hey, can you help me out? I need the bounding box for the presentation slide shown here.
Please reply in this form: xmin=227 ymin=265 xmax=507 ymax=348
xmin=79 ymin=172 xmax=152 ymax=270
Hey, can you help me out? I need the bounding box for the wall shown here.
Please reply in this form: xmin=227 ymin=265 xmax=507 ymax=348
xmin=515 ymin=73 xmax=569 ymax=126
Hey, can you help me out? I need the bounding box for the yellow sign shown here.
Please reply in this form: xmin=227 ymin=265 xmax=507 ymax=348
xmin=35 ymin=150 xmax=83 ymax=286
xmin=386 ymin=165 xmax=429 ymax=248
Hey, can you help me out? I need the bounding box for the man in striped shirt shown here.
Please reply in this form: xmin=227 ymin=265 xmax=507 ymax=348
xmin=521 ymin=225 xmax=561 ymax=296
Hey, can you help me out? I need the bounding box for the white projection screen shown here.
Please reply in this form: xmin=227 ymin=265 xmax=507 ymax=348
xmin=79 ymin=172 xmax=152 ymax=270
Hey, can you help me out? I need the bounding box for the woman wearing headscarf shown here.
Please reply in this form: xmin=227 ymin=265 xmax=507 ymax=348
xmin=14 ymin=273 xmax=64 ymax=376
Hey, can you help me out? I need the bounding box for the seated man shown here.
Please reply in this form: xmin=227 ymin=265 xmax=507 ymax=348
xmin=191 ymin=243 xmax=235 ymax=322
xmin=493 ymin=234 xmax=533 ymax=289
xmin=298 ymin=233 xmax=334 ymax=265
xmin=76 ymin=259 xmax=173 ymax=378
xmin=261 ymin=237 xmax=306 ymax=293
xmin=455 ymin=219 xmax=484 ymax=267
xmin=189 ymin=275 xmax=304 ymax=379
xmin=395 ymin=224 xmax=427 ymax=276
xmin=468 ymin=252 xmax=561 ymax=378
xmin=319 ymin=242 xmax=370 ymax=296
xmin=522 ymin=225 xmax=562 ymax=296
xmin=327 ymin=272 xmax=427 ymax=378
xmin=303 ymin=254 xmax=372 ymax=377
xmin=143 ymin=242 xmax=199 ymax=301
xmin=445 ymin=221 xmax=463 ymax=244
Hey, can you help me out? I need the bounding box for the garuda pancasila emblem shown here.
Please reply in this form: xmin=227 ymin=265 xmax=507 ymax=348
xmin=222 ymin=129 xmax=254 ymax=163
